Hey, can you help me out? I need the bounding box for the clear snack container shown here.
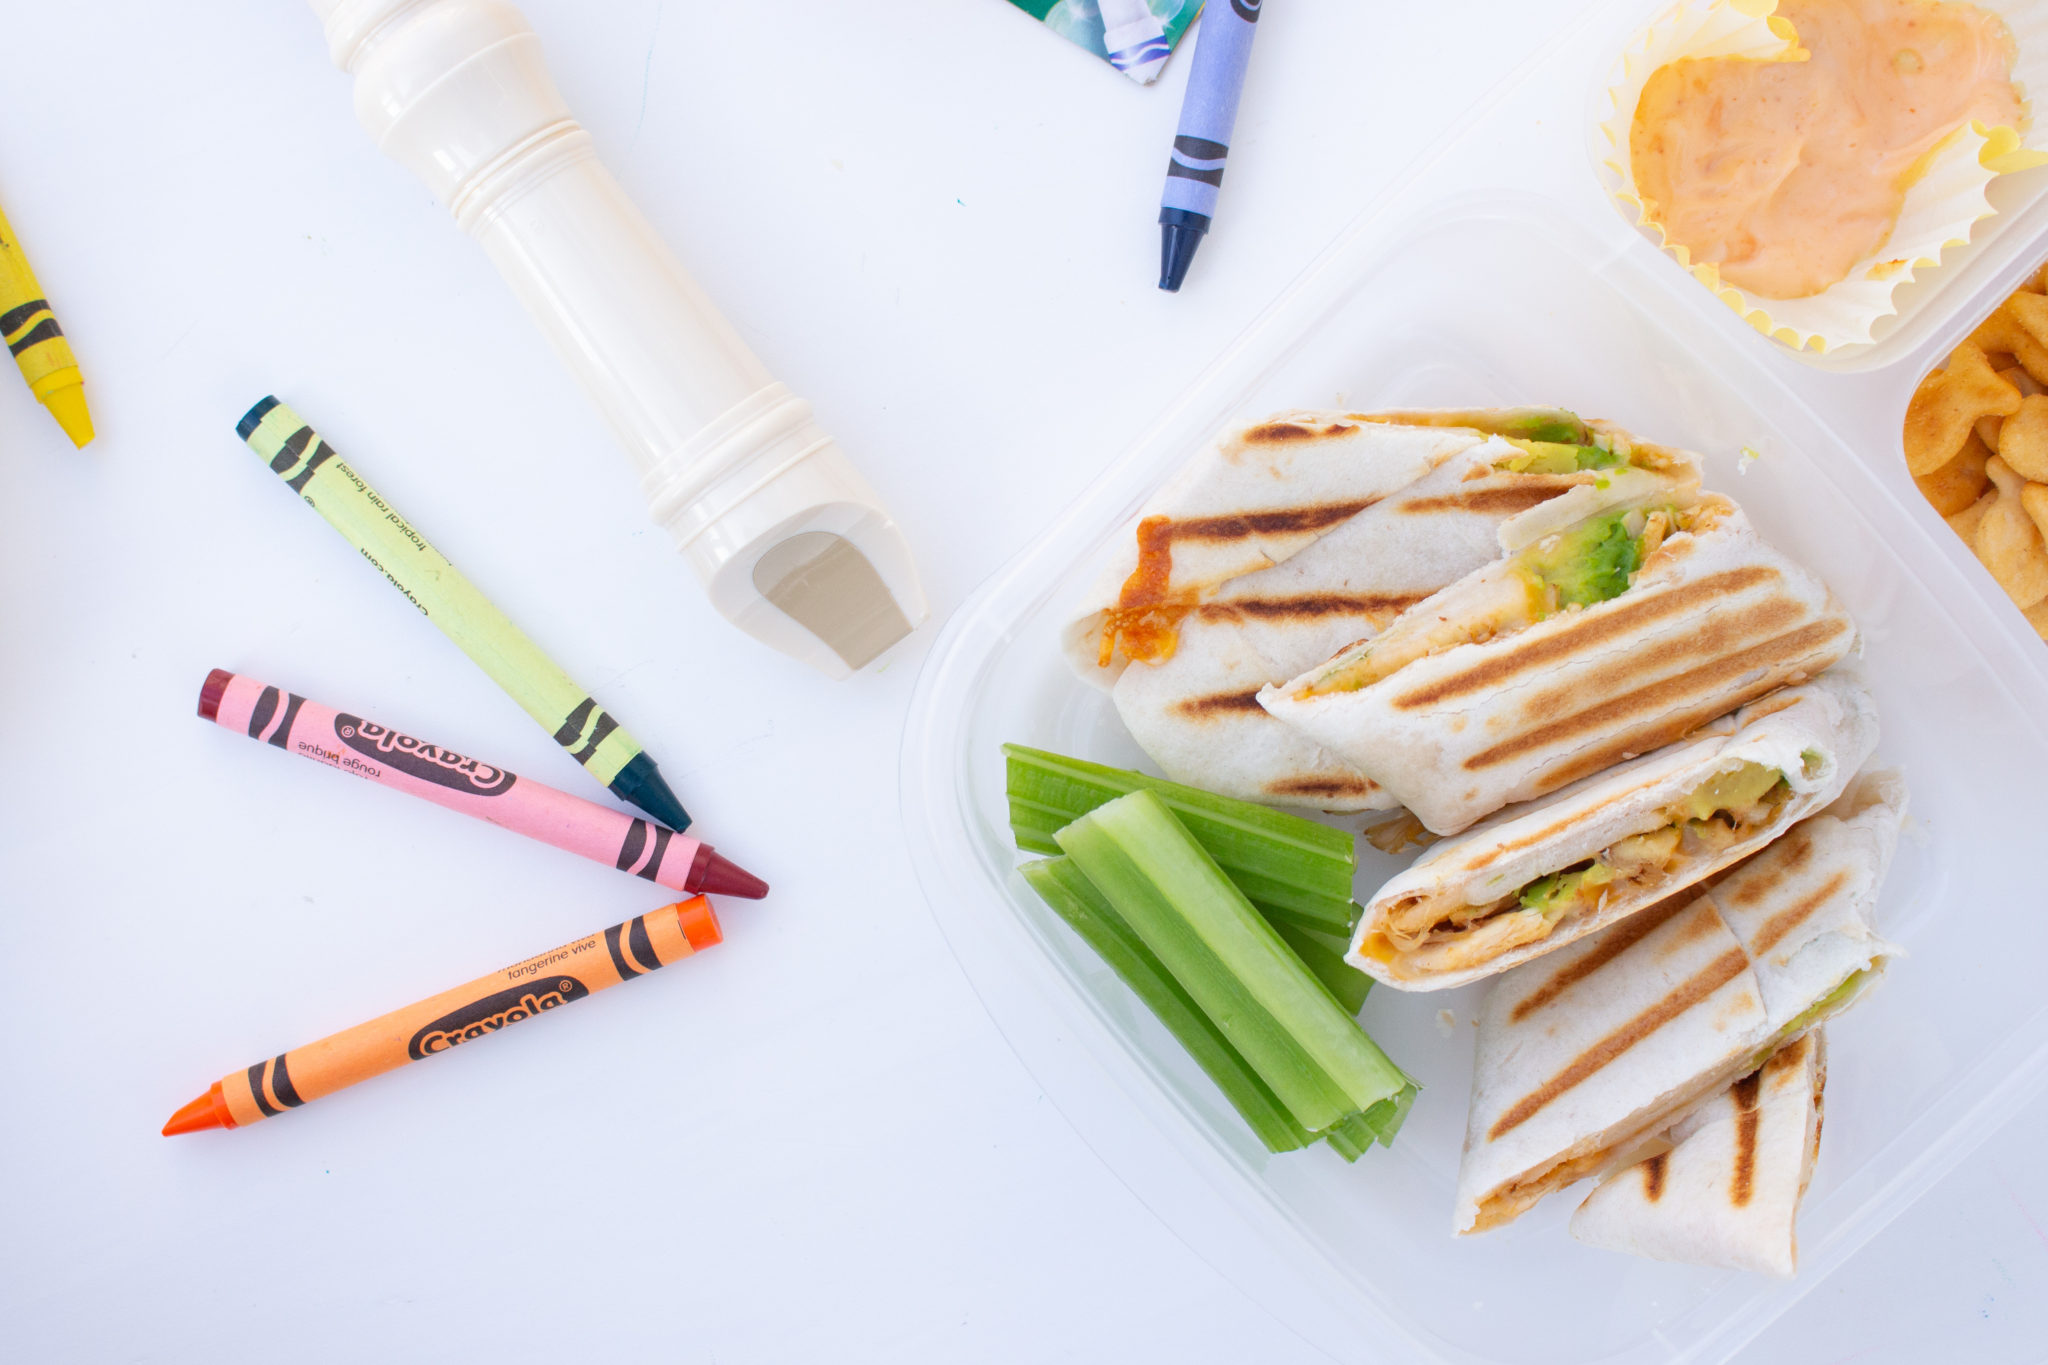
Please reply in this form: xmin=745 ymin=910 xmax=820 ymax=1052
xmin=902 ymin=2 xmax=2048 ymax=1361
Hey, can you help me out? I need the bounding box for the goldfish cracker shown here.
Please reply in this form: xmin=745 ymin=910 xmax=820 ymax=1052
xmin=1947 ymin=489 xmax=1998 ymax=543
xmin=1997 ymin=365 xmax=2044 ymax=398
xmin=1976 ymin=413 xmax=2005 ymax=452
xmin=1915 ymin=431 xmax=1994 ymax=516
xmin=2001 ymin=293 xmax=2048 ymax=387
xmin=1996 ymin=395 xmax=2048 ymax=482
xmin=2022 ymin=482 xmax=2048 ymax=546
xmin=1975 ymin=457 xmax=2048 ymax=608
xmin=1905 ymin=343 xmax=2023 ymax=475
xmin=1968 ymin=304 xmax=2048 ymax=385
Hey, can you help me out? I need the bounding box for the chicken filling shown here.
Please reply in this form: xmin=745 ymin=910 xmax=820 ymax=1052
xmin=1360 ymin=761 xmax=1794 ymax=973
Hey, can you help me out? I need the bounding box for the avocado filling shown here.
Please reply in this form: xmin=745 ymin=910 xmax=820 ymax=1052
xmin=1488 ymin=413 xmax=1591 ymax=444
xmin=1493 ymin=437 xmax=1626 ymax=475
xmin=1774 ymin=968 xmax=1872 ymax=1043
xmin=1369 ymin=407 xmax=1591 ymax=445
xmin=1519 ymin=861 xmax=1615 ymax=915
xmin=1369 ymin=762 xmax=1794 ymax=976
xmin=1301 ymin=503 xmax=1690 ymax=697
xmin=1520 ymin=508 xmax=1646 ymax=610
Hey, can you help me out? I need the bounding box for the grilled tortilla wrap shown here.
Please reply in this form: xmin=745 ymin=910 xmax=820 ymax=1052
xmin=1569 ymin=1030 xmax=1826 ymax=1277
xmin=1064 ymin=409 xmax=1700 ymax=810
xmin=1454 ymin=770 xmax=1903 ymax=1235
xmin=1349 ymin=674 xmax=1878 ymax=991
xmin=1259 ymin=493 xmax=1856 ymax=833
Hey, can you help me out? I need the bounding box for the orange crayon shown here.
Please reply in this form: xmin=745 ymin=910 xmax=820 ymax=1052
xmin=163 ymin=897 xmax=720 ymax=1134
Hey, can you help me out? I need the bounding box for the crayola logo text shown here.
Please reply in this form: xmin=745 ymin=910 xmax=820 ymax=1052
xmin=335 ymin=715 xmax=517 ymax=796
xmin=407 ymin=978 xmax=591 ymax=1059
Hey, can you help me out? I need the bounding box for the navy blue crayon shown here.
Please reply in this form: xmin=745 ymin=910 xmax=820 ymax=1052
xmin=1157 ymin=0 xmax=1264 ymax=292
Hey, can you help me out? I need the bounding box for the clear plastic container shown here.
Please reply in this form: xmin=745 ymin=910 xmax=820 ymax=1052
xmin=903 ymin=2 xmax=2048 ymax=1360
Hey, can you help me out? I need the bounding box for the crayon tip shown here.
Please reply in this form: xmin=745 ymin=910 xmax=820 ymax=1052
xmin=695 ymin=849 xmax=769 ymax=900
xmin=162 ymin=1084 xmax=230 ymax=1137
xmin=609 ymin=753 xmax=692 ymax=834
xmin=236 ymin=396 xmax=280 ymax=442
xmin=43 ymin=381 xmax=93 ymax=448
xmin=1158 ymin=218 xmax=1208 ymax=293
xmin=197 ymin=668 xmax=233 ymax=721
xmin=678 ymin=895 xmax=724 ymax=950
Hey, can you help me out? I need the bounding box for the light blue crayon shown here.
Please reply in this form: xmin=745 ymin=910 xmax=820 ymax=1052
xmin=1157 ymin=0 xmax=1263 ymax=291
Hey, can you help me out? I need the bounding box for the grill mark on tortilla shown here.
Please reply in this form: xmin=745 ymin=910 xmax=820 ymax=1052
xmin=1507 ymin=697 xmax=1752 ymax=793
xmin=1398 ymin=485 xmax=1566 ymax=516
xmin=1725 ymin=829 xmax=1816 ymax=907
xmin=1451 ymin=708 xmax=1788 ymax=872
xmin=1515 ymin=594 xmax=1808 ymax=728
xmin=1668 ymin=899 xmax=1728 ymax=947
xmin=1766 ymin=1035 xmax=1811 ymax=1079
xmin=1460 ymin=786 xmax=1650 ymax=871
xmin=1730 ymin=1071 xmax=1764 ymax=1208
xmin=1167 ymin=500 xmax=1381 ymax=542
xmin=1389 ymin=566 xmax=1786 ymax=709
xmin=1731 ymin=689 xmax=1805 ymax=725
xmin=1105 ymin=499 xmax=1389 ymax=662
xmin=1266 ymin=774 xmax=1376 ymax=798
xmin=1196 ymin=592 xmax=1424 ymax=623
xmin=1507 ymin=895 xmax=1696 ymax=1022
xmin=1749 ymin=871 xmax=1852 ymax=956
xmin=1241 ymin=420 xmax=1357 ymax=445
xmin=1487 ymin=946 xmax=1750 ymax=1141
xmin=1175 ymin=688 xmax=1265 ymax=718
xmin=1461 ymin=617 xmax=1852 ymax=776
xmin=1642 ymin=1153 xmax=1668 ymax=1202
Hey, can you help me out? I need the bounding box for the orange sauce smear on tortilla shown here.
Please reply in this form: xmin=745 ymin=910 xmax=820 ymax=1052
xmin=1099 ymin=515 xmax=1193 ymax=665
xmin=1631 ymin=0 xmax=2024 ymax=300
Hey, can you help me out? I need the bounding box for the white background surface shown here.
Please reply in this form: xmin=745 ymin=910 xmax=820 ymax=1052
xmin=2 ymin=1 xmax=2044 ymax=1361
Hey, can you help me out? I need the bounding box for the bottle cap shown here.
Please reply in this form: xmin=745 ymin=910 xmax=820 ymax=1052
xmin=644 ymin=385 xmax=926 ymax=678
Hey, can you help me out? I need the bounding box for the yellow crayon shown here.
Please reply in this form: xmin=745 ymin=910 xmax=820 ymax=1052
xmin=0 ymin=196 xmax=91 ymax=448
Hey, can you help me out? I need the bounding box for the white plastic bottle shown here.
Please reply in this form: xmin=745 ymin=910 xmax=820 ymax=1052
xmin=307 ymin=0 xmax=927 ymax=678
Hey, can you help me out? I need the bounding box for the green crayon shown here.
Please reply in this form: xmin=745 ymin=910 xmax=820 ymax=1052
xmin=236 ymin=396 xmax=691 ymax=833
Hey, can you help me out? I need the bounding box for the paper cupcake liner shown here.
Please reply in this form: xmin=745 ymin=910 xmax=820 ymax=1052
xmin=1597 ymin=0 xmax=2048 ymax=353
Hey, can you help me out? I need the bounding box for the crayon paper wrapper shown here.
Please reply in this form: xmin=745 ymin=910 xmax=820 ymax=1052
xmin=1597 ymin=0 xmax=2048 ymax=353
xmin=1008 ymin=0 xmax=1200 ymax=84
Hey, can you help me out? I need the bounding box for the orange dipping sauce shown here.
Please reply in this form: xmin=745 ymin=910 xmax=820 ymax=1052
xmin=1099 ymin=516 xmax=1191 ymax=666
xmin=1631 ymin=0 xmax=2025 ymax=300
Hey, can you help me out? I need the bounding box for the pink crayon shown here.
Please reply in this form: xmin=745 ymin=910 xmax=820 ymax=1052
xmin=198 ymin=670 xmax=766 ymax=899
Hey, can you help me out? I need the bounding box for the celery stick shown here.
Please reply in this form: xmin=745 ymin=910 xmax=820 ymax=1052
xmin=1323 ymin=1088 xmax=1416 ymax=1160
xmin=1004 ymin=744 xmax=1360 ymax=936
xmin=1360 ymin=1084 xmax=1416 ymax=1148
xmin=1020 ymin=858 xmax=1311 ymax=1154
xmin=1056 ymin=790 xmax=1415 ymax=1137
xmin=1323 ymin=1111 xmax=1378 ymax=1161
xmin=1273 ymin=922 xmax=1373 ymax=1016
